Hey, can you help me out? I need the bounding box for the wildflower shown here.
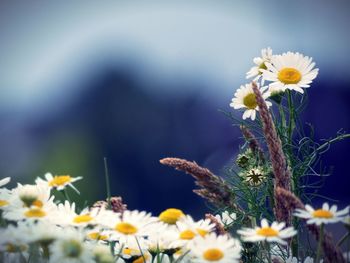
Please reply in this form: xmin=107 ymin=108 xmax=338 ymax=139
xmin=146 ymin=223 xmax=180 ymax=253
xmin=286 ymin=256 xmax=315 ymax=263
xmin=230 ymin=83 xmax=272 ymax=120
xmin=294 ymin=203 xmax=349 ymax=225
xmin=49 ymin=228 xmax=94 ymax=263
xmin=159 ymin=208 xmax=185 ymax=224
xmin=237 ymin=219 xmax=297 ymax=245
xmin=262 ymin=51 xmax=319 ymax=94
xmin=172 ymin=216 xmax=215 ymax=247
xmin=236 ymin=150 xmax=251 ymax=169
xmin=189 ymin=233 xmax=241 ymax=262
xmin=241 ymin=167 xmax=266 ymax=186
xmin=36 ymin=172 xmax=82 ymax=193
xmin=101 ymin=210 xmax=157 ymax=239
xmin=246 ymin=47 xmax=273 ymax=82
xmin=214 ymin=211 xmax=236 ymax=226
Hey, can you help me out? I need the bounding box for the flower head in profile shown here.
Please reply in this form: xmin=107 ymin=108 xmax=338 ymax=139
xmin=294 ymin=203 xmax=349 ymax=225
xmin=237 ymin=219 xmax=297 ymax=245
xmin=262 ymin=51 xmax=319 ymax=94
xmin=189 ymin=233 xmax=241 ymax=263
xmin=246 ymin=47 xmax=273 ymax=82
xmin=230 ymin=83 xmax=271 ymax=120
xmin=36 ymin=173 xmax=82 ymax=193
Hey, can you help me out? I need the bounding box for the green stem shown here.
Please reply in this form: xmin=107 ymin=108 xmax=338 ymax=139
xmin=287 ymin=90 xmax=295 ymax=144
xmin=62 ymin=189 xmax=71 ymax=203
xmin=266 ymin=242 xmax=272 ymax=263
xmin=104 ymin=157 xmax=112 ymax=209
xmin=337 ymin=231 xmax=350 ymax=247
xmin=315 ymin=224 xmax=324 ymax=263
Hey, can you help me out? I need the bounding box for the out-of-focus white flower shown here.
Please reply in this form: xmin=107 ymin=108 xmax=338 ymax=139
xmin=146 ymin=222 xmax=180 ymax=252
xmin=294 ymin=203 xmax=349 ymax=225
xmin=36 ymin=172 xmax=82 ymax=193
xmin=237 ymin=219 xmax=297 ymax=245
xmin=285 ymin=256 xmax=315 ymax=263
xmin=189 ymin=233 xmax=241 ymax=263
xmin=230 ymin=83 xmax=272 ymax=121
xmin=215 ymin=211 xmax=236 ymax=226
xmin=262 ymin=51 xmax=319 ymax=94
xmin=49 ymin=228 xmax=94 ymax=263
xmin=91 ymin=244 xmax=115 ymax=263
xmin=246 ymin=47 xmax=273 ymax=83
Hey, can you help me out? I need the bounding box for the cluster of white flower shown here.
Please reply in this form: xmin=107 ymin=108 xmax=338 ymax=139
xmin=0 ymin=176 xmax=244 ymax=262
xmin=230 ymin=47 xmax=319 ymax=120
xmin=2 ymin=174 xmax=347 ymax=262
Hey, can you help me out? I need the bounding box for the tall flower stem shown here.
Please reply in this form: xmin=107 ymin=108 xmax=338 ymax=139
xmin=104 ymin=157 xmax=112 ymax=209
xmin=62 ymin=189 xmax=71 ymax=203
xmin=316 ymin=224 xmax=324 ymax=263
xmin=266 ymin=242 xmax=272 ymax=263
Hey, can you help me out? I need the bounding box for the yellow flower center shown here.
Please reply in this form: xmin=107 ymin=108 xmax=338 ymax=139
xmin=73 ymin=214 xmax=93 ymax=224
xmin=24 ymin=208 xmax=46 ymax=218
xmin=159 ymin=208 xmax=184 ymax=224
xmin=313 ymin=209 xmax=334 ymax=218
xmin=278 ymin=67 xmax=302 ymax=84
xmin=32 ymin=200 xmax=43 ymax=208
xmin=243 ymin=93 xmax=258 ymax=109
xmin=179 ymin=230 xmax=196 ymax=240
xmin=0 ymin=200 xmax=9 ymax=207
xmin=6 ymin=244 xmax=27 ymax=253
xmin=256 ymin=227 xmax=279 ymax=237
xmin=88 ymin=232 xmax=108 ymax=241
xmin=49 ymin=175 xmax=72 ymax=187
xmin=197 ymin=228 xmax=208 ymax=237
xmin=115 ymin=222 xmax=138 ymax=235
xmin=203 ymin=248 xmax=224 ymax=261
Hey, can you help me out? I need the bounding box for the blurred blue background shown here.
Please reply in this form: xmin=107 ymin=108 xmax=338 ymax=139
xmin=0 ymin=0 xmax=349 ymax=218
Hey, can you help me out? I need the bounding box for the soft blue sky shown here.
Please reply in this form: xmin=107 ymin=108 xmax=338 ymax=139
xmin=0 ymin=0 xmax=349 ymax=115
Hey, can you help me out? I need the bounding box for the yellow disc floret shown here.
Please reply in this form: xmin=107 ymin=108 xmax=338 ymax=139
xmin=159 ymin=208 xmax=184 ymax=224
xmin=243 ymin=93 xmax=258 ymax=109
xmin=203 ymin=248 xmax=224 ymax=261
xmin=256 ymin=227 xmax=279 ymax=237
xmin=312 ymin=209 xmax=334 ymax=218
xmin=115 ymin=222 xmax=138 ymax=235
xmin=179 ymin=230 xmax=196 ymax=240
xmin=73 ymin=214 xmax=93 ymax=224
xmin=0 ymin=200 xmax=9 ymax=207
xmin=49 ymin=175 xmax=72 ymax=187
xmin=24 ymin=208 xmax=46 ymax=218
xmin=278 ymin=68 xmax=302 ymax=84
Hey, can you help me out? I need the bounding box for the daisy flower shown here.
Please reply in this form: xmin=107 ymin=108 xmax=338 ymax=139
xmin=215 ymin=211 xmax=236 ymax=226
xmin=262 ymin=51 xmax=319 ymax=94
xmin=0 ymin=177 xmax=10 ymax=188
xmin=36 ymin=172 xmax=82 ymax=193
xmin=52 ymin=201 xmax=101 ymax=227
xmin=286 ymin=256 xmax=315 ymax=263
xmin=230 ymin=83 xmax=272 ymax=120
xmin=159 ymin=208 xmax=185 ymax=224
xmin=0 ymin=188 xmax=11 ymax=210
xmin=294 ymin=203 xmax=349 ymax=225
xmin=246 ymin=47 xmax=273 ymax=82
xmin=91 ymin=244 xmax=114 ymax=263
xmin=101 ymin=210 xmax=157 ymax=240
xmin=49 ymin=228 xmax=94 ymax=263
xmin=145 ymin=222 xmax=180 ymax=253
xmin=172 ymin=216 xmax=215 ymax=248
xmin=237 ymin=219 xmax=297 ymax=245
xmin=189 ymin=233 xmax=241 ymax=263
